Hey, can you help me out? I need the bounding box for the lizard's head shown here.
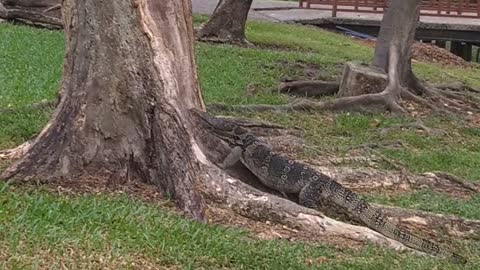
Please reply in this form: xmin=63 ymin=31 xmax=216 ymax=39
xmin=214 ymin=125 xmax=253 ymax=147
xmin=194 ymin=110 xmax=254 ymax=147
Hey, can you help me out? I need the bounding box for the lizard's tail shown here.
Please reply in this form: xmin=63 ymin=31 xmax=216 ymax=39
xmin=302 ymin=177 xmax=467 ymax=264
xmin=356 ymin=204 xmax=467 ymax=264
xmin=326 ymin=189 xmax=468 ymax=264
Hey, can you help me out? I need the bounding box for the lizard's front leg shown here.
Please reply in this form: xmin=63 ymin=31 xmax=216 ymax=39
xmin=221 ymin=146 xmax=243 ymax=169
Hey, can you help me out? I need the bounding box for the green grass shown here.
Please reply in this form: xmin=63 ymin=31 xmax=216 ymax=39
xmin=0 ymin=24 xmax=63 ymax=149
xmin=0 ymin=24 xmax=64 ymax=108
xmin=1 ymin=19 xmax=480 ymax=269
xmin=239 ymin=111 xmax=480 ymax=181
xmin=368 ymin=190 xmax=480 ymax=220
xmin=0 ymin=182 xmax=478 ymax=269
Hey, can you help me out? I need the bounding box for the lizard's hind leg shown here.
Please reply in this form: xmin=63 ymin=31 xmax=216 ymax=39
xmin=299 ymin=180 xmax=324 ymax=209
xmin=299 ymin=179 xmax=358 ymax=223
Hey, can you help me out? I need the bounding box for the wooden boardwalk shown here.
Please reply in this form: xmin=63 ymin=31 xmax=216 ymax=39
xmin=299 ymin=0 xmax=480 ymax=18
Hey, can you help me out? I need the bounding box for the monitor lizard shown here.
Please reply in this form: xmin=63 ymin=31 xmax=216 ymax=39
xmin=193 ymin=109 xmax=467 ymax=264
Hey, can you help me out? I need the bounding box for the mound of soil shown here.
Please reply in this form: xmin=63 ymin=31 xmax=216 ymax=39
xmin=411 ymin=42 xmax=471 ymax=68
xmin=358 ymin=39 xmax=471 ymax=68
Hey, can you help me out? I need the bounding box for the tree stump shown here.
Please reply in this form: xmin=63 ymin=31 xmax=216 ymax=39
xmin=338 ymin=62 xmax=388 ymax=98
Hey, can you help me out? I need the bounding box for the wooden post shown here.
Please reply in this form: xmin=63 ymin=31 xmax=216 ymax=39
xmin=450 ymin=41 xmax=472 ymax=62
xmin=332 ymin=0 xmax=338 ymax=17
xmin=435 ymin=40 xmax=447 ymax=48
xmin=476 ymin=46 xmax=480 ymax=62
xmin=451 ymin=41 xmax=462 ymax=57
xmin=462 ymin=43 xmax=472 ymax=62
xmin=477 ymin=0 xmax=480 ymax=17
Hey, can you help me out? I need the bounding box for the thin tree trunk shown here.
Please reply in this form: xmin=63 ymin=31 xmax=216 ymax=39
xmin=2 ymin=0 xmax=206 ymax=219
xmin=197 ymin=0 xmax=253 ymax=43
xmin=373 ymin=0 xmax=422 ymax=91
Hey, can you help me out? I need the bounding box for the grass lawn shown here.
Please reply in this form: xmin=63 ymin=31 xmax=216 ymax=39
xmin=1 ymin=18 xmax=480 ymax=269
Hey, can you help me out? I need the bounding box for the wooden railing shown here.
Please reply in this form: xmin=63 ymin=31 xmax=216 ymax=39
xmin=299 ymin=0 xmax=480 ymax=18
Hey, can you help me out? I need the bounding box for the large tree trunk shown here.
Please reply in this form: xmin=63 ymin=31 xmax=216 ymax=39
xmin=1 ymin=0 xmax=206 ymax=219
xmin=197 ymin=0 xmax=253 ymax=43
xmin=373 ymin=0 xmax=423 ymax=93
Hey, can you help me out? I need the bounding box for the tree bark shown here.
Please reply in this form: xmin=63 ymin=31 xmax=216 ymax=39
xmin=197 ymin=0 xmax=253 ymax=43
xmin=373 ymin=0 xmax=422 ymax=92
xmin=1 ymin=0 xmax=206 ymax=219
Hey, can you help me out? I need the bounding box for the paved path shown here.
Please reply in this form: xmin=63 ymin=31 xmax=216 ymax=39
xmin=191 ymin=0 xmax=480 ymax=27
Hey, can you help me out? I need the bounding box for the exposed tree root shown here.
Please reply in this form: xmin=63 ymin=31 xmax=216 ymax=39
xmin=357 ymin=147 xmax=409 ymax=172
xmin=42 ymin=3 xmax=60 ymax=13
xmin=429 ymin=172 xmax=480 ymax=193
xmin=435 ymin=82 xmax=480 ymax=94
xmin=209 ymin=81 xmax=479 ymax=119
xmin=200 ymin=166 xmax=415 ymax=253
xmin=208 ymin=91 xmax=406 ymax=115
xmin=0 ymin=2 xmax=62 ymax=29
xmin=307 ymin=164 xmax=480 ymax=198
xmin=278 ymin=80 xmax=339 ymax=98
xmin=379 ymin=121 xmax=447 ymax=136
xmin=214 ymin=116 xmax=303 ymax=138
xmin=348 ymin=140 xmax=405 ymax=151
xmin=0 ymin=141 xmax=32 ymax=161
xmin=400 ymin=89 xmax=447 ymax=114
xmin=376 ymin=205 xmax=480 ymax=240
xmin=195 ymin=34 xmax=253 ymax=47
xmin=437 ymin=89 xmax=480 ymax=108
xmin=424 ymin=87 xmax=478 ymax=114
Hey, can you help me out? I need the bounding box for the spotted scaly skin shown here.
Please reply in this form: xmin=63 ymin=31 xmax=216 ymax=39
xmin=193 ymin=110 xmax=467 ymax=264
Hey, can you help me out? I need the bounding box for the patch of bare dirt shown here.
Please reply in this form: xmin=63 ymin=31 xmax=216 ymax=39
xmin=205 ymin=205 xmax=366 ymax=251
xmin=358 ymin=39 xmax=471 ymax=68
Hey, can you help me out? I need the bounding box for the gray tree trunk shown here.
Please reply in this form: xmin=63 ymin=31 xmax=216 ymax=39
xmin=1 ymin=0 xmax=206 ymax=219
xmin=373 ymin=0 xmax=422 ymax=92
xmin=197 ymin=0 xmax=253 ymax=43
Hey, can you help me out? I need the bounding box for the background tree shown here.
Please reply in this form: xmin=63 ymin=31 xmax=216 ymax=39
xmin=373 ymin=0 xmax=423 ymax=93
xmin=369 ymin=0 xmax=479 ymax=114
xmin=197 ymin=0 xmax=253 ymax=43
xmin=213 ymin=0 xmax=479 ymax=116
